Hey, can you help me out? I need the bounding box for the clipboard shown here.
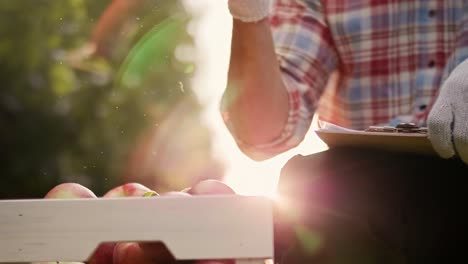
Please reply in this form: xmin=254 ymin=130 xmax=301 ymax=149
xmin=314 ymin=122 xmax=437 ymax=156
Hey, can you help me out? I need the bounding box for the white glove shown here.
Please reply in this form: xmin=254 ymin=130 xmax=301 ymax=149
xmin=428 ymin=58 xmax=468 ymax=164
xmin=228 ymin=0 xmax=272 ymax=23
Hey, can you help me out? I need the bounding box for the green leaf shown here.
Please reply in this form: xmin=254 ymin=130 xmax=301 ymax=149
xmin=143 ymin=191 xmax=159 ymax=197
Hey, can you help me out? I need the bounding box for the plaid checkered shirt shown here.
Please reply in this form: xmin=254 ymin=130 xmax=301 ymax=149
xmin=240 ymin=0 xmax=468 ymax=157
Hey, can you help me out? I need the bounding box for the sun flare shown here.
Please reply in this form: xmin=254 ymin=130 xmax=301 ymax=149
xmin=183 ymin=0 xmax=328 ymax=197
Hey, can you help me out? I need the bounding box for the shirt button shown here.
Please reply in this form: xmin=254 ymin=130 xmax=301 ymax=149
xmin=428 ymin=60 xmax=435 ymax=67
xmin=428 ymin=10 xmax=436 ymax=17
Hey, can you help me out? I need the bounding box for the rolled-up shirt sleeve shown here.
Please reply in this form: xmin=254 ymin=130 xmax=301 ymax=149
xmin=235 ymin=0 xmax=339 ymax=159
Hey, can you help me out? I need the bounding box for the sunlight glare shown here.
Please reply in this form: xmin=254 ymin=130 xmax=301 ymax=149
xmin=183 ymin=0 xmax=328 ymax=197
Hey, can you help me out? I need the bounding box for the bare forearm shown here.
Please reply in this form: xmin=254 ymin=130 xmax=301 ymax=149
xmin=223 ymin=19 xmax=289 ymax=148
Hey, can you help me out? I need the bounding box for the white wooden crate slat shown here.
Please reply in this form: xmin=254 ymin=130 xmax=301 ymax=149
xmin=0 ymin=196 xmax=273 ymax=263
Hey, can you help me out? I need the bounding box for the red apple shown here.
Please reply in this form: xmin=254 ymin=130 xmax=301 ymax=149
xmin=102 ymin=183 xmax=155 ymax=198
xmin=113 ymin=242 xmax=154 ymax=264
xmin=187 ymin=181 xmax=236 ymax=264
xmin=87 ymin=242 xmax=115 ymax=264
xmin=111 ymin=183 xmax=235 ymax=264
xmin=188 ymin=180 xmax=236 ymax=195
xmin=88 ymin=183 xmax=156 ymax=264
xmin=140 ymin=189 xmax=235 ymax=264
xmin=161 ymin=191 xmax=191 ymax=197
xmin=44 ymin=183 xmax=97 ymax=199
xmin=43 ymin=183 xmax=96 ymax=263
xmin=137 ymin=241 xmax=175 ymax=263
xmin=137 ymin=191 xmax=189 ymax=262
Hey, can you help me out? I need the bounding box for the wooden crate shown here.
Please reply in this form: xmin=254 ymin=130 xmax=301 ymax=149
xmin=0 ymin=196 xmax=273 ymax=264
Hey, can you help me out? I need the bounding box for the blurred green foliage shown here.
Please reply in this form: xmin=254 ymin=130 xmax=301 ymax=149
xmin=0 ymin=0 xmax=216 ymax=198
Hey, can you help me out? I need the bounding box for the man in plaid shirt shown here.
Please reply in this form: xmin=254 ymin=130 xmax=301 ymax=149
xmin=223 ymin=0 xmax=468 ymax=263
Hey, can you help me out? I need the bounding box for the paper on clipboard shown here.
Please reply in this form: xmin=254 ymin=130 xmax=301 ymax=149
xmin=314 ymin=121 xmax=437 ymax=156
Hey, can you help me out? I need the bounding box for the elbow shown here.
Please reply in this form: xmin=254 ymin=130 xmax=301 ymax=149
xmin=239 ymin=146 xmax=281 ymax=162
xmin=220 ymin=111 xmax=304 ymax=162
xmin=219 ymin=88 xmax=303 ymax=161
xmin=236 ymin=134 xmax=304 ymax=162
xmin=220 ymin=88 xmax=290 ymax=148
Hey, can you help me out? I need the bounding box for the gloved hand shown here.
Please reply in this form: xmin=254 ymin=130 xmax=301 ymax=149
xmin=428 ymin=58 xmax=468 ymax=164
xmin=228 ymin=0 xmax=272 ymax=22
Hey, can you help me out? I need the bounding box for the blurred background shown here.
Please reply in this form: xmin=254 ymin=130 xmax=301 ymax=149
xmin=0 ymin=0 xmax=326 ymax=199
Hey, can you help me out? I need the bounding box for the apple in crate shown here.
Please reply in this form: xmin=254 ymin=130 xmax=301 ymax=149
xmin=187 ymin=180 xmax=236 ymax=195
xmin=87 ymin=183 xmax=158 ymax=264
xmin=102 ymin=182 xmax=156 ymax=197
xmin=113 ymin=242 xmax=157 ymax=264
xmin=135 ymin=190 xmax=235 ymax=264
xmin=160 ymin=191 xmax=191 ymax=196
xmin=38 ymin=183 xmax=96 ymax=264
xmin=44 ymin=183 xmax=97 ymax=199
xmin=113 ymin=191 xmax=188 ymax=263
